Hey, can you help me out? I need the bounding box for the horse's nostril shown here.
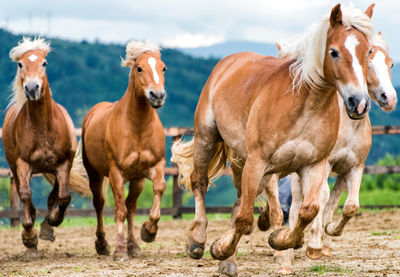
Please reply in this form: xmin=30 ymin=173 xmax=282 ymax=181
xmin=380 ymin=93 xmax=387 ymax=101
xmin=149 ymin=91 xmax=155 ymax=98
xmin=34 ymin=84 xmax=39 ymax=91
xmin=348 ymin=96 xmax=356 ymax=109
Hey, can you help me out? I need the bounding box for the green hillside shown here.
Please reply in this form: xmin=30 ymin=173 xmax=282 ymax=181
xmin=0 ymin=29 xmax=399 ymax=164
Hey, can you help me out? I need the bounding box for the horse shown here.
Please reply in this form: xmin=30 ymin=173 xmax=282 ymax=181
xmin=2 ymin=37 xmax=89 ymax=260
xmin=81 ymin=41 xmax=167 ymax=261
xmin=172 ymin=4 xmax=374 ymax=276
xmin=272 ymin=30 xmax=397 ymax=275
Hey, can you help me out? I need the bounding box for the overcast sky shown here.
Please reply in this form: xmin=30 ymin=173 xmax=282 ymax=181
xmin=1 ymin=0 xmax=399 ymax=59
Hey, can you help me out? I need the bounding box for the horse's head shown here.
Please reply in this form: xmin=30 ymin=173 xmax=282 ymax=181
xmin=122 ymin=41 xmax=167 ymax=109
xmin=9 ymin=38 xmax=51 ymax=102
xmin=324 ymin=4 xmax=374 ymax=120
xmin=367 ymin=32 xmax=397 ymax=111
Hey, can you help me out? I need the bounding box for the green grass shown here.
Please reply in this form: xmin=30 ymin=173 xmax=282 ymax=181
xmin=338 ymin=189 xmax=400 ymax=206
xmin=309 ymin=264 xmax=352 ymax=275
xmin=371 ymin=231 xmax=388 ymax=236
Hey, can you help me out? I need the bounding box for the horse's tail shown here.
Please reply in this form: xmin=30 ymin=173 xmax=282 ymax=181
xmin=43 ymin=140 xmax=92 ymax=196
xmin=171 ymin=137 xmax=233 ymax=190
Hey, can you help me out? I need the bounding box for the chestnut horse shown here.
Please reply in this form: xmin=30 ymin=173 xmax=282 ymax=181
xmin=172 ymin=4 xmax=373 ymax=276
xmin=81 ymin=41 xmax=167 ymax=261
xmin=273 ymin=31 xmax=397 ymax=275
xmin=3 ymin=37 xmax=88 ymax=260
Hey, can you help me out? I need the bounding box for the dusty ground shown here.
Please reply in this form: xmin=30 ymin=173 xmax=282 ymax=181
xmin=0 ymin=210 xmax=399 ymax=277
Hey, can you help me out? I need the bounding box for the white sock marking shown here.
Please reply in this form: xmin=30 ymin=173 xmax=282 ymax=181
xmin=148 ymin=57 xmax=159 ymax=84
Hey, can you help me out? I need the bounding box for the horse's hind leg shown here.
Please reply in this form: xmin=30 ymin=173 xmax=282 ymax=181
xmin=126 ymin=178 xmax=145 ymax=258
xmin=218 ymin=161 xmax=243 ymax=277
xmin=187 ymin=123 xmax=221 ymax=259
xmin=46 ymin=161 xmax=72 ymax=227
xmin=14 ymin=160 xmax=38 ymax=260
xmin=258 ymin=174 xmax=283 ymax=231
xmin=141 ymin=160 xmax=166 ymax=243
xmin=325 ymin=166 xmax=363 ymax=237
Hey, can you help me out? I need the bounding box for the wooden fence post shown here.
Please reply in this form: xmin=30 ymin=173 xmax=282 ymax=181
xmin=10 ymin=177 xmax=20 ymax=227
xmin=172 ymin=135 xmax=182 ymax=219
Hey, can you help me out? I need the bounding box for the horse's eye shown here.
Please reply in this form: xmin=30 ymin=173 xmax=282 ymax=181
xmin=368 ymin=49 xmax=372 ymax=55
xmin=329 ymin=49 xmax=339 ymax=59
xmin=137 ymin=66 xmax=143 ymax=73
xmin=162 ymin=66 xmax=167 ymax=72
xmin=391 ymin=63 xmax=395 ymax=69
xmin=42 ymin=61 xmax=47 ymax=67
xmin=17 ymin=62 xmax=23 ymax=68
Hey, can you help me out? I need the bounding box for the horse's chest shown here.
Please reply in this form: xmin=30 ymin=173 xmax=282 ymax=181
xmin=119 ymin=149 xmax=158 ymax=176
xmin=29 ymin=144 xmax=60 ymax=170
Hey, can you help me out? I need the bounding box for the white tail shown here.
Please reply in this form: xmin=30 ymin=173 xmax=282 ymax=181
xmin=171 ymin=137 xmax=233 ymax=190
xmin=43 ymin=140 xmax=92 ymax=196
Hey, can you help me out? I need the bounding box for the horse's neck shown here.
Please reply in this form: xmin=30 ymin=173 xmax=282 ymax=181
xmin=25 ymin=79 xmax=54 ymax=129
xmin=299 ymin=84 xmax=338 ymax=113
xmin=119 ymin=74 xmax=154 ymax=128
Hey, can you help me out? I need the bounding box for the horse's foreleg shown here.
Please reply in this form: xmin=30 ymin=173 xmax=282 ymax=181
xmin=325 ymin=166 xmax=363 ymax=236
xmin=320 ymin=174 xmax=346 ymax=256
xmin=306 ymin=177 xmax=330 ymax=260
xmin=109 ymin=165 xmax=128 ymax=261
xmin=15 ymin=160 xmax=38 ymax=259
xmin=275 ymin=173 xmax=301 ymax=274
xmin=269 ymin=159 xmax=327 ymax=251
xmin=126 ymin=178 xmax=144 ymax=258
xmin=210 ymin=154 xmax=266 ymax=260
xmin=141 ymin=160 xmax=166 ymax=243
xmin=39 ymin=177 xmax=58 ymax=242
xmin=47 ymin=161 xmax=72 ymax=227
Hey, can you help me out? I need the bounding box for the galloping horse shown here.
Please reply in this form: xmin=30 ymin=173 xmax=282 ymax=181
xmin=172 ymin=4 xmax=373 ymax=276
xmin=81 ymin=41 xmax=167 ymax=261
xmin=274 ymin=31 xmax=397 ymax=275
xmin=3 ymin=37 xmax=87 ymax=259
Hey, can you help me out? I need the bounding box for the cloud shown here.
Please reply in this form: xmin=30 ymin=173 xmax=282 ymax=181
xmin=1 ymin=0 xmax=400 ymax=60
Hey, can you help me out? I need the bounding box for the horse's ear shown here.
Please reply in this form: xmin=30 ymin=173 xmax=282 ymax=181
xmin=330 ymin=4 xmax=342 ymax=28
xmin=275 ymin=42 xmax=282 ymax=51
xmin=365 ymin=3 xmax=375 ymax=18
xmin=378 ymin=31 xmax=383 ymax=35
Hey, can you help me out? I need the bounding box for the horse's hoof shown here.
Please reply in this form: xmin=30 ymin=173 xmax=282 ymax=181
xmin=21 ymin=231 xmax=38 ymax=249
xmin=268 ymin=228 xmax=303 ymax=251
xmin=140 ymin=224 xmax=157 ymax=243
xmin=39 ymin=221 xmax=55 ymax=242
xmin=23 ymin=247 xmax=38 ymax=261
xmin=325 ymin=222 xmax=342 ymax=237
xmin=257 ymin=213 xmax=270 ymax=232
xmin=278 ymin=266 xmax=293 ymax=275
xmin=210 ymin=239 xmax=234 ymax=261
xmin=219 ymin=260 xmax=238 ymax=277
xmin=306 ymin=246 xmax=322 ymax=260
xmin=113 ymin=250 xmax=129 ymax=262
xmin=186 ymin=238 xmax=205 ymax=259
xmin=128 ymin=241 xmax=142 ymax=258
xmin=322 ymin=246 xmax=332 ymax=257
xmin=95 ymin=239 xmax=110 ymax=256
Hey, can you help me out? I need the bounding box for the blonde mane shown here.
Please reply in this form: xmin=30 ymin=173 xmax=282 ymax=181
xmin=278 ymin=5 xmax=374 ymax=91
xmin=372 ymin=32 xmax=389 ymax=52
xmin=8 ymin=37 xmax=51 ymax=112
xmin=121 ymin=41 xmax=161 ymax=67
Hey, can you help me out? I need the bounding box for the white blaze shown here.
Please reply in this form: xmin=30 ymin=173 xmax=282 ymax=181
xmin=371 ymin=50 xmax=396 ymax=98
xmin=148 ymin=57 xmax=159 ymax=84
xmin=28 ymin=54 xmax=38 ymax=62
xmin=344 ymin=35 xmax=365 ymax=89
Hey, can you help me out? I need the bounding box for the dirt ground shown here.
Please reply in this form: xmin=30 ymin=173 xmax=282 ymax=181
xmin=0 ymin=210 xmax=399 ymax=277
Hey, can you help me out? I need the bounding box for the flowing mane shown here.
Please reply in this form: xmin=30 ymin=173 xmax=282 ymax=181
xmin=372 ymin=32 xmax=389 ymax=51
xmin=121 ymin=41 xmax=161 ymax=67
xmin=8 ymin=37 xmax=51 ymax=112
xmin=278 ymin=5 xmax=374 ymax=90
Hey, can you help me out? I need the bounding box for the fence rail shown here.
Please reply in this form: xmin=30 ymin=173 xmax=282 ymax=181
xmin=0 ymin=126 xmax=399 ymax=227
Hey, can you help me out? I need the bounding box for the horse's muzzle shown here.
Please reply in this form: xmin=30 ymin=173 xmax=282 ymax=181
xmin=147 ymin=90 xmax=166 ymax=109
xmin=24 ymin=82 xmax=41 ymax=101
xmin=344 ymin=94 xmax=370 ymax=120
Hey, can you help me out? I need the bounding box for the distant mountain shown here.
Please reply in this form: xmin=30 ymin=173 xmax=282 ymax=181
xmin=177 ymin=40 xmax=278 ymax=59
